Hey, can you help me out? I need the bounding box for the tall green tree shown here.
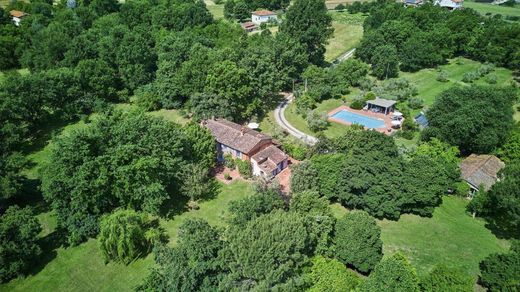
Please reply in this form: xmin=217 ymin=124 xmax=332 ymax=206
xmin=334 ymin=211 xmax=383 ymax=273
xmin=0 ymin=206 xmax=42 ymax=282
xmin=307 ymin=256 xmax=361 ymax=292
xmin=421 ymin=265 xmax=474 ymax=292
xmin=137 ymin=219 xmax=224 ymax=291
xmin=479 ymin=241 xmax=520 ymax=291
xmin=360 ymin=253 xmax=420 ymax=292
xmin=280 ymin=0 xmax=333 ymax=65
xmin=370 ymin=45 xmax=399 ymax=79
xmin=422 ymin=86 xmax=515 ymax=154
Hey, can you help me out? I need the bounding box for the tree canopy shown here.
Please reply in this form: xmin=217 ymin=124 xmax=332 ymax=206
xmin=360 ymin=253 xmax=420 ymax=292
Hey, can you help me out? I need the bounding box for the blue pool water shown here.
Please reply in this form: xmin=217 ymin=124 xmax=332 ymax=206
xmin=331 ymin=110 xmax=385 ymax=129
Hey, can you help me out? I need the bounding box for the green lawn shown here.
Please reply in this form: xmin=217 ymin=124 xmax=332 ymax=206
xmin=2 ymin=180 xmax=254 ymax=291
xmin=325 ymin=12 xmax=365 ymax=62
xmin=379 ymin=196 xmax=509 ymax=279
xmin=400 ymin=57 xmax=514 ymax=112
xmin=204 ymin=0 xmax=224 ymax=19
xmin=464 ymin=0 xmax=520 ymax=17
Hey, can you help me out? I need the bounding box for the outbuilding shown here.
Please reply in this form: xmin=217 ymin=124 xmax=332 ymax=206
xmin=251 ymin=10 xmax=277 ymax=25
xmin=460 ymin=154 xmax=505 ymax=196
xmin=366 ymin=98 xmax=397 ymax=115
xmin=10 ymin=10 xmax=28 ymax=26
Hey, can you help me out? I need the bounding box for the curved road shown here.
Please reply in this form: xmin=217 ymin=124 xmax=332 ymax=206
xmin=274 ymin=95 xmax=318 ymax=145
xmin=274 ymin=48 xmax=356 ymax=145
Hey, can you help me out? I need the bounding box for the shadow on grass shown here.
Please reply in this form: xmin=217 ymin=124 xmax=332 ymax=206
xmin=22 ymin=118 xmax=79 ymax=155
xmin=27 ymin=230 xmax=65 ymax=276
xmin=485 ymin=220 xmax=519 ymax=240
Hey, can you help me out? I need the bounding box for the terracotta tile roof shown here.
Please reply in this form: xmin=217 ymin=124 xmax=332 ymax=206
xmin=252 ymin=145 xmax=287 ymax=173
xmin=241 ymin=21 xmax=257 ymax=29
xmin=460 ymin=154 xmax=505 ymax=191
xmin=205 ymin=119 xmax=271 ymax=154
xmin=10 ymin=10 xmax=27 ymax=18
xmin=252 ymin=10 xmax=276 ymax=16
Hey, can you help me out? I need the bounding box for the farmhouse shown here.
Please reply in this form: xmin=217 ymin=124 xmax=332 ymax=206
xmin=435 ymin=0 xmax=463 ymax=10
xmin=460 ymin=154 xmax=505 ymax=196
xmin=10 ymin=10 xmax=28 ymax=26
xmin=205 ymin=119 xmax=288 ymax=177
xmin=251 ymin=10 xmax=277 ymax=25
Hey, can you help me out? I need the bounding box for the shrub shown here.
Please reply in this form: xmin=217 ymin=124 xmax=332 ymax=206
xmin=436 ymin=70 xmax=449 ymax=82
xmin=236 ymin=159 xmax=252 ymax=178
xmin=350 ymin=98 xmax=365 ymax=110
xmin=98 ymin=209 xmax=166 ymax=265
xmin=224 ymin=154 xmax=235 ymax=169
xmin=306 ymin=110 xmax=329 ymax=132
xmin=364 ymin=91 xmax=376 ymax=100
xmin=335 ymin=3 xmax=346 ymax=10
xmin=485 ymin=73 xmax=497 ymax=84
xmin=477 ymin=63 xmax=495 ymax=76
xmin=408 ymin=97 xmax=424 ymax=110
xmin=307 ymin=256 xmax=362 ymax=292
xmin=224 ymin=172 xmax=231 ymax=180
xmin=462 ymin=71 xmax=479 ymax=83
xmin=421 ymin=265 xmax=474 ymax=292
xmin=283 ymin=139 xmax=308 ymax=160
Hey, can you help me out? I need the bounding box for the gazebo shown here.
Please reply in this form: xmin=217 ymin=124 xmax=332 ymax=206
xmin=366 ymin=98 xmax=397 ymax=115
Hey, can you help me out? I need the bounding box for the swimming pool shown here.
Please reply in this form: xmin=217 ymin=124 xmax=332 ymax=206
xmin=330 ymin=110 xmax=385 ymax=129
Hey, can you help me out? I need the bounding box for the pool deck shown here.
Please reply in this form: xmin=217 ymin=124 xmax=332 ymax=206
xmin=327 ymin=105 xmax=397 ymax=135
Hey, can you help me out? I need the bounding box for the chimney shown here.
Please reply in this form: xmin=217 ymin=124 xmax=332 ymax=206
xmin=241 ymin=127 xmax=246 ymax=136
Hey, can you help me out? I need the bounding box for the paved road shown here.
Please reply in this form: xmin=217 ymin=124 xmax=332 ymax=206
xmin=274 ymin=95 xmax=318 ymax=145
xmin=273 ymin=48 xmax=357 ymax=145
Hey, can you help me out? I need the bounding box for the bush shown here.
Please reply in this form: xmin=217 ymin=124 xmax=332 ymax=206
xmin=236 ymin=159 xmax=252 ymax=178
xmin=224 ymin=172 xmax=231 ymax=180
xmin=364 ymin=91 xmax=376 ymax=100
xmin=307 ymin=256 xmax=362 ymax=291
xmin=350 ymin=98 xmax=365 ymax=110
xmin=224 ymin=154 xmax=235 ymax=169
xmin=421 ymin=265 xmax=474 ymax=292
xmin=485 ymin=73 xmax=497 ymax=84
xmin=477 ymin=63 xmax=495 ymax=76
xmin=436 ymin=70 xmax=449 ymax=82
xmin=462 ymin=71 xmax=479 ymax=83
xmin=335 ymin=3 xmax=346 ymax=10
xmin=283 ymin=139 xmax=308 ymax=160
xmin=479 ymin=241 xmax=520 ymax=291
xmin=98 ymin=209 xmax=166 ymax=265
xmin=408 ymin=97 xmax=424 ymax=110
xmin=306 ymin=110 xmax=329 ymax=132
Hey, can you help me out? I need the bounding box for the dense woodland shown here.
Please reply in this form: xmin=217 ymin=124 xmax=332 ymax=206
xmin=0 ymin=0 xmax=519 ymax=290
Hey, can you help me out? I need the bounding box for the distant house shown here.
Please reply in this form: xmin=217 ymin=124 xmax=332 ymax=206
xmin=251 ymin=10 xmax=277 ymax=26
xmin=460 ymin=154 xmax=505 ymax=196
xmin=240 ymin=21 xmax=257 ymax=32
xmin=10 ymin=10 xmax=28 ymax=26
xmin=435 ymin=0 xmax=463 ymax=10
xmin=404 ymin=0 xmax=423 ymax=7
xmin=205 ymin=119 xmax=288 ymax=177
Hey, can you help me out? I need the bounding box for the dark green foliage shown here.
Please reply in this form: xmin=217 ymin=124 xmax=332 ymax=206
xmin=183 ymin=122 xmax=216 ymax=170
xmin=497 ymin=123 xmax=520 ymax=163
xmin=228 ymin=188 xmax=285 ymax=226
xmin=280 ymin=0 xmax=333 ymax=65
xmin=0 ymin=153 xmax=27 ymax=201
xmin=422 ymin=86 xmax=515 ymax=154
xmin=41 ymin=110 xmax=191 ymax=245
xmin=137 ymin=219 xmax=224 ymax=291
xmin=479 ymin=241 xmax=520 ymax=291
xmin=307 ymin=256 xmax=362 ymax=292
xmin=421 ymin=265 xmax=474 ymax=292
xmin=360 ymin=253 xmax=420 ymax=292
xmin=290 ymin=160 xmax=320 ymax=193
xmin=290 ymin=190 xmax=331 ymax=217
xmin=180 ymin=163 xmax=218 ymax=202
xmin=0 ymin=206 xmax=42 ymax=282
xmin=475 ymin=161 xmax=520 ymax=238
xmin=306 ymin=110 xmax=328 ymax=132
xmin=334 ymin=211 xmax=383 ymax=273
xmin=221 ymin=211 xmax=314 ymax=290
xmin=98 ymin=209 xmax=165 ymax=264
xmin=357 ymin=2 xmax=519 ymax=71
xmin=370 ymin=45 xmax=399 ymax=79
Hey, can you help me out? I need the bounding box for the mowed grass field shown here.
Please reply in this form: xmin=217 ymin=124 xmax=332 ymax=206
xmin=325 ymin=12 xmax=365 ymax=62
xmin=464 ymin=0 xmax=520 ymax=17
xmin=333 ymin=196 xmax=509 ymax=280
